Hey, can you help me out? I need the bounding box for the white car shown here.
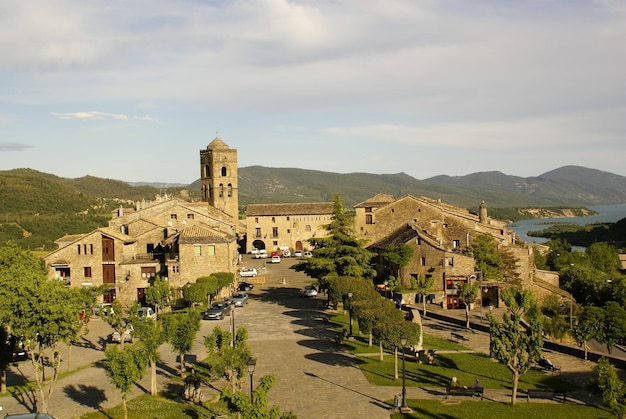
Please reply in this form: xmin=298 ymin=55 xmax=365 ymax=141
xmin=294 ymin=250 xmax=303 ymax=257
xmin=271 ymin=255 xmax=281 ymax=263
xmin=240 ymin=268 xmax=258 ymax=277
xmin=300 ymin=285 xmax=318 ymax=298
xmin=303 ymin=251 xmax=313 ymax=258
xmin=137 ymin=307 xmax=156 ymax=320
xmin=250 ymin=247 xmax=259 ymax=255
xmin=110 ymin=325 xmax=134 ymax=343
xmin=255 ymin=249 xmax=268 ymax=259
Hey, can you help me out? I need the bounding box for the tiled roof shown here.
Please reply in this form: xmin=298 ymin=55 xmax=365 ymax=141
xmin=354 ymin=193 xmax=396 ymax=208
xmin=207 ymin=137 xmax=229 ymax=149
xmin=246 ymin=202 xmax=334 ymax=216
xmin=178 ymin=225 xmax=234 ymax=244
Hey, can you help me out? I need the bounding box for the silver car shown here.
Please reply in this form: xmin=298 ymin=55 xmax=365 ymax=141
xmin=231 ymin=292 xmax=249 ymax=307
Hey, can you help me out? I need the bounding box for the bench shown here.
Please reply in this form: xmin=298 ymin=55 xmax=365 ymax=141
xmin=445 ymin=386 xmax=484 ymax=400
xmin=417 ymin=349 xmax=436 ymax=364
xmin=525 ymin=389 xmax=567 ymax=402
xmin=451 ymin=332 xmax=470 ymax=344
xmin=533 ymin=363 xmax=561 ymax=375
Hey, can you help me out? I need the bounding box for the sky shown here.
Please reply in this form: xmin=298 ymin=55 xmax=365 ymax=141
xmin=1 ymin=0 xmax=625 ymax=184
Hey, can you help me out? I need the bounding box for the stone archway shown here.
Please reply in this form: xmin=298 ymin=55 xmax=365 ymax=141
xmin=252 ymin=240 xmax=266 ymax=250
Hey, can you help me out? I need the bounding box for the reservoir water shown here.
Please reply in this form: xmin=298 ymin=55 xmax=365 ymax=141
xmin=508 ymin=204 xmax=626 ymax=245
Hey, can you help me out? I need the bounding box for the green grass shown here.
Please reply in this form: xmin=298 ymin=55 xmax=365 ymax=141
xmin=80 ymin=393 xmax=230 ymax=419
xmin=388 ymin=399 xmax=613 ymax=419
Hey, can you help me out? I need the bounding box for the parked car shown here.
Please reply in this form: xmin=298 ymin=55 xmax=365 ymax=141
xmin=231 ymin=292 xmax=249 ymax=307
xmin=203 ymin=301 xmax=232 ymax=320
xmin=303 ymin=251 xmax=313 ymax=258
xmin=294 ymin=250 xmax=303 ymax=257
xmin=239 ymin=268 xmax=258 ymax=277
xmin=110 ymin=325 xmax=134 ymax=343
xmin=6 ymin=337 xmax=28 ymax=362
xmin=255 ymin=249 xmax=268 ymax=259
xmin=250 ymin=247 xmax=259 ymax=255
xmin=92 ymin=303 xmax=114 ymax=316
xmin=300 ymin=285 xmax=318 ymax=298
xmin=271 ymin=255 xmax=281 ymax=263
xmin=137 ymin=307 xmax=156 ymax=320
xmin=281 ymin=248 xmax=291 ymax=258
xmin=238 ymin=281 xmax=254 ymax=291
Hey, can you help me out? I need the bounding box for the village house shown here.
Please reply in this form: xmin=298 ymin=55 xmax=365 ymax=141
xmin=44 ymin=138 xmax=241 ymax=308
xmin=355 ymin=194 xmax=533 ymax=309
xmin=245 ymin=202 xmax=334 ymax=253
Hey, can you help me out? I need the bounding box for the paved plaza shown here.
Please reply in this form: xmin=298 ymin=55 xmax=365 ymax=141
xmin=0 ymin=255 xmax=612 ymax=418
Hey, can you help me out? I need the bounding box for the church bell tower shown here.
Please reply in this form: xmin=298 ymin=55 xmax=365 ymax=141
xmin=200 ymin=137 xmax=238 ymax=220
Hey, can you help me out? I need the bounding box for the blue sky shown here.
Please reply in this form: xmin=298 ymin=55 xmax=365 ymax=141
xmin=1 ymin=0 xmax=625 ymax=184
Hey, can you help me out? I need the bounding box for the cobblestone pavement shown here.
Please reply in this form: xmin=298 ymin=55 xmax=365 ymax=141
xmin=0 ymin=255 xmax=611 ymax=418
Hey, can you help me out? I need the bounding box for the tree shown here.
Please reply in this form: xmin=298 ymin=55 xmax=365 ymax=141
xmin=458 ymin=282 xmax=478 ymax=329
xmin=412 ymin=274 xmax=435 ymax=318
xmin=204 ymin=326 xmax=252 ymax=391
xmin=487 ymin=287 xmax=543 ymax=405
xmin=372 ymin=319 xmax=420 ymax=378
xmin=220 ymin=374 xmax=296 ymax=419
xmin=586 ymin=242 xmax=621 ymax=274
xmin=573 ymin=306 xmax=605 ymax=361
xmin=293 ymin=194 xmax=375 ymax=292
xmin=103 ymin=345 xmax=147 ymax=419
xmin=162 ymin=310 xmax=201 ymax=376
xmin=381 ymin=244 xmax=414 ymax=287
xmin=144 ymin=276 xmax=173 ymax=315
xmin=132 ymin=316 xmax=165 ymax=395
xmin=588 ymin=357 xmax=626 ymax=419
xmin=471 ymin=234 xmax=503 ymax=281
xmin=351 ymin=296 xmax=397 ymax=346
xmin=598 ymin=302 xmax=626 ymax=355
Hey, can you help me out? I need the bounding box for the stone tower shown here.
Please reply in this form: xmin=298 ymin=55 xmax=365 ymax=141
xmin=200 ymin=137 xmax=238 ymax=220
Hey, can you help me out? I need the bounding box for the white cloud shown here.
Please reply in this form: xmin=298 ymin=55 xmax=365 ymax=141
xmin=51 ymin=111 xmax=128 ymax=121
xmin=0 ymin=142 xmax=32 ymax=152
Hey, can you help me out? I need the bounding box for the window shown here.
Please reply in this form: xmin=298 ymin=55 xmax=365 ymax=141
xmin=227 ymin=183 xmax=232 ymax=197
xmin=170 ymin=214 xmax=177 ymax=220
xmin=187 ymin=214 xmax=195 ymax=220
xmin=194 ymin=245 xmax=202 ymax=256
xmin=221 ymin=166 xmax=227 ymax=176
xmin=255 ymin=228 xmax=262 ymax=238
xmin=204 ymin=164 xmax=210 ymax=177
xmin=273 ymin=240 xmax=278 ymax=246
xmin=89 ymin=244 xmax=93 ymax=254
xmin=170 ymin=265 xmax=179 ymax=274
xmin=453 ymin=240 xmax=460 ymax=248
xmin=272 ymin=227 xmax=278 ymax=238
xmin=208 ymin=245 xmax=215 ymax=256
xmin=255 ymin=217 xmax=259 ymax=223
xmin=287 ymin=229 xmax=291 ymax=233
xmin=420 ymin=257 xmax=426 ymax=266
xmin=286 ymin=216 xmax=290 ymax=221
xmin=84 ymin=267 xmax=92 ymax=278
xmin=446 ymin=257 xmax=454 ymax=267
xmin=305 ymin=225 xmax=311 ymax=232
xmin=219 ymin=184 xmax=223 ymax=197
xmin=365 ymin=207 xmax=372 ymax=213
xmin=77 ymin=244 xmax=81 ymax=255
xmin=365 ymin=214 xmax=373 ymax=224
xmin=271 ymin=217 xmax=276 ymax=223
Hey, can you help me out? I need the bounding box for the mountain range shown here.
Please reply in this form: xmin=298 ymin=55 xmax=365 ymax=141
xmin=2 ymin=166 xmax=626 ymax=217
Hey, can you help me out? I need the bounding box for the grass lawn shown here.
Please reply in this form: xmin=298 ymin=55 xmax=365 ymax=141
xmin=388 ymin=399 xmax=613 ymax=419
xmin=80 ymin=393 xmax=230 ymax=419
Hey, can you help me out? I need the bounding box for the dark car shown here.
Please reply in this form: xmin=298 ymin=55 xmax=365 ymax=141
xmin=6 ymin=337 xmax=28 ymax=362
xmin=238 ymin=281 xmax=254 ymax=291
xmin=204 ymin=301 xmax=232 ymax=320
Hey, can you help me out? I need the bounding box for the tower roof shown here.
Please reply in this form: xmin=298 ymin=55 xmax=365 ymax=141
xmin=207 ymin=137 xmax=229 ymax=149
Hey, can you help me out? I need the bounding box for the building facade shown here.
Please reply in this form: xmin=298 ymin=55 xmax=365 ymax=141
xmin=245 ymin=202 xmax=334 ymax=253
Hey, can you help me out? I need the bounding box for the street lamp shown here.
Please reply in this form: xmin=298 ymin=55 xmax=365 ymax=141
xmin=231 ymin=299 xmax=236 ymax=347
xmin=347 ymin=292 xmax=353 ymax=337
xmin=186 ymin=282 xmax=192 ymax=308
xmin=247 ymin=358 xmax=256 ymax=404
xmin=399 ymin=335 xmax=411 ymax=413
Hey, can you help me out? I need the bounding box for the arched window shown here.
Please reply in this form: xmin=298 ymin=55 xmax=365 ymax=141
xmin=219 ymin=184 xmax=224 ymax=197
xmin=227 ymin=183 xmax=232 ymax=197
xmin=221 ymin=166 xmax=227 ymax=176
xmin=204 ymin=164 xmax=210 ymax=177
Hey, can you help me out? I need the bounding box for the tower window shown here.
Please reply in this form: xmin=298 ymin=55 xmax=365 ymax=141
xmin=221 ymin=166 xmax=227 ymax=176
xmin=204 ymin=164 xmax=210 ymax=177
xmin=228 ymin=183 xmax=232 ymax=197
xmin=219 ymin=184 xmax=223 ymax=197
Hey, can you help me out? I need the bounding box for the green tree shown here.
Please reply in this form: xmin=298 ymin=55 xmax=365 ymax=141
xmin=560 ymin=264 xmax=606 ymax=306
xmin=599 ymin=302 xmax=626 ymax=355
xmin=487 ymin=287 xmax=543 ymax=405
xmin=132 ymin=316 xmax=165 ymax=395
xmin=471 ymin=234 xmax=503 ymax=281
xmin=586 ymin=242 xmax=621 ymax=274
xmin=458 ymin=282 xmax=479 ymax=329
xmin=573 ymin=306 xmax=605 ymax=360
xmin=103 ymin=345 xmax=147 ymax=419
xmin=144 ymin=276 xmax=173 ymax=314
xmin=162 ymin=310 xmax=201 ymax=376
xmin=220 ymin=374 xmax=296 ymax=419
xmin=293 ymin=194 xmax=374 ymax=292
xmin=412 ymin=274 xmax=435 ymax=318
xmin=588 ymin=357 xmax=626 ymax=419
xmin=381 ymin=244 xmax=414 ymax=287
xmin=204 ymin=326 xmax=252 ymax=391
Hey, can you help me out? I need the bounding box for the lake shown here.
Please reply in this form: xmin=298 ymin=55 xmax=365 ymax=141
xmin=508 ymin=204 xmax=626 ymax=245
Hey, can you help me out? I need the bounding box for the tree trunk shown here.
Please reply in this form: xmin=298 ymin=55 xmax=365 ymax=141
xmin=379 ymin=341 xmax=384 ymax=361
xmin=511 ymin=371 xmax=520 ymax=405
xmin=368 ymin=332 xmax=372 ymax=347
xmin=150 ymin=358 xmax=157 ymax=395
xmin=394 ymin=347 xmax=398 ymax=380
xmin=1 ymin=368 xmax=6 ymax=393
xmin=422 ymin=295 xmax=427 ymax=319
xmin=123 ymin=396 xmax=128 ymax=419
xmin=67 ymin=344 xmax=72 ymax=371
xmin=180 ymin=351 xmax=186 ymax=376
xmin=465 ymin=306 xmax=471 ymax=329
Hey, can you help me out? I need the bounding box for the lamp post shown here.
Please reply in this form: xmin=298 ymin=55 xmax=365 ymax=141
xmin=400 ymin=335 xmax=411 ymax=413
xmin=186 ymin=282 xmax=192 ymax=308
xmin=247 ymin=359 xmax=256 ymax=404
xmin=231 ymin=299 xmax=236 ymax=347
xmin=347 ymin=292 xmax=353 ymax=338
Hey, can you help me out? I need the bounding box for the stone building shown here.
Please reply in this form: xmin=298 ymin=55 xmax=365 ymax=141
xmin=357 ymin=194 xmax=526 ymax=309
xmin=245 ymin=202 xmax=334 ymax=253
xmin=44 ymin=137 xmax=240 ymax=308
